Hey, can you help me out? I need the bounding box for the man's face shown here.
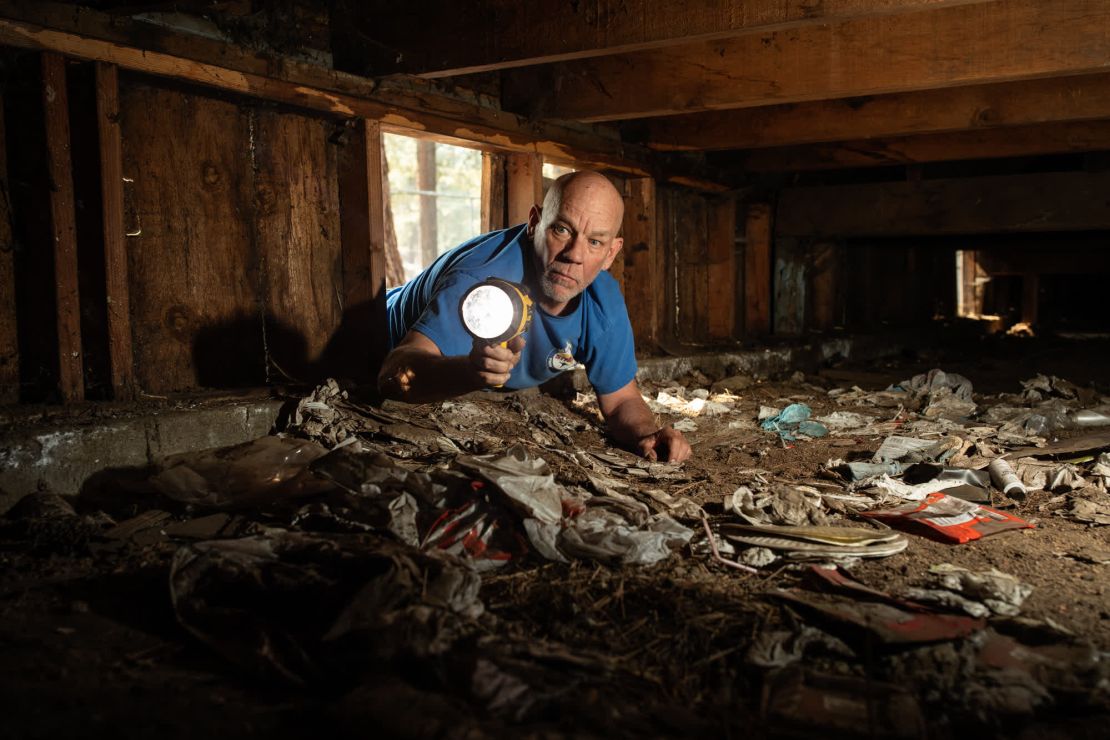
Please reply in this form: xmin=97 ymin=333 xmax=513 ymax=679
xmin=528 ymin=178 xmax=624 ymax=314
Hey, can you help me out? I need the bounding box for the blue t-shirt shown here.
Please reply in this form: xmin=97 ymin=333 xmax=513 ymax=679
xmin=386 ymin=225 xmax=637 ymax=395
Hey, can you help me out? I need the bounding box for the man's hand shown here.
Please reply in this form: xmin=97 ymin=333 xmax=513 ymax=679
xmin=468 ymin=335 xmax=525 ymax=387
xmin=598 ymin=380 xmax=693 ymax=464
xmin=635 ymin=425 xmax=692 ymax=463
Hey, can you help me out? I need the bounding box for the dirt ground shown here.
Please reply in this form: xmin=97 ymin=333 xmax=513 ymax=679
xmin=2 ymin=335 xmax=1109 ymax=739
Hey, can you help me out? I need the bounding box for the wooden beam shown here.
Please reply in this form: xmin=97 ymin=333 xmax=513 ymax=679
xmin=740 ymin=120 xmax=1110 ymax=172
xmin=0 ymin=87 xmax=17 ymax=403
xmin=743 ymin=204 xmax=772 ymax=337
xmin=706 ymin=197 xmax=737 ymax=340
xmin=777 ymin=171 xmax=1110 ymax=239
xmin=506 ymin=152 xmax=542 ymax=226
xmin=480 ymin=151 xmax=507 ymax=233
xmin=508 ymin=0 xmax=1110 ymax=122
xmin=337 ymin=119 xmax=389 ymax=379
xmin=42 ymin=53 xmax=83 ymax=402
xmin=640 ymin=73 xmax=1110 ymax=152
xmin=1021 ymin=272 xmax=1039 ymax=325
xmin=621 ymin=178 xmax=657 ymax=350
xmin=95 ymin=62 xmax=134 ymax=400
xmin=0 ymin=12 xmax=680 ymax=184
xmin=337 ymin=0 xmax=990 ymax=77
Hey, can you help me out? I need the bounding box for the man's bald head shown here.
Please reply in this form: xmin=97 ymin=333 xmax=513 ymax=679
xmin=541 ymin=170 xmax=625 ymax=236
xmin=527 ymin=169 xmax=626 ymax=315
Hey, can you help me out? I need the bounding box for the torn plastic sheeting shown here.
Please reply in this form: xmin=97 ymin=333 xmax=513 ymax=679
xmin=558 ymin=509 xmax=692 ymax=565
xmin=725 ymin=485 xmax=828 ymax=527
xmin=861 ymin=492 xmax=1034 ymax=543
xmin=904 ymin=564 xmax=1032 ymax=618
xmin=150 ymin=436 xmax=332 ymax=510
xmin=903 ymin=463 xmax=990 ymax=489
xmin=455 ymin=446 xmax=564 ymax=525
xmin=760 ymin=403 xmax=828 ymax=442
xmin=169 ymin=531 xmax=484 ymax=686
xmin=895 ymin=368 xmax=974 ymax=402
xmin=310 ymin=444 xmax=449 ymax=508
xmin=814 ymin=411 xmax=874 ymax=431
xmin=867 ymin=473 xmax=976 ymax=502
xmin=833 ymin=460 xmax=904 ymax=482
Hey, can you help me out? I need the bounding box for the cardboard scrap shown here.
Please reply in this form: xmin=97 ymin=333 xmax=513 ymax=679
xmin=861 ymin=492 xmax=1033 ymax=543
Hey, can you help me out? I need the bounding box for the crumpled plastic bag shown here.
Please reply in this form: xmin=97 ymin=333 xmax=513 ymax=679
xmin=456 ymin=446 xmax=564 ymax=525
xmin=169 ymin=530 xmax=484 ymax=685
xmin=725 ymin=484 xmax=828 ymax=526
xmin=760 ymin=403 xmax=829 ymax=442
xmin=894 ymin=368 xmax=976 ymax=418
xmin=150 ymin=436 xmax=332 ymax=509
xmin=904 ymin=564 xmax=1032 ymax=617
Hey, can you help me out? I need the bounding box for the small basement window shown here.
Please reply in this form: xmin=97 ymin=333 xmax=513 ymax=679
xmin=384 ymin=133 xmax=482 ymax=286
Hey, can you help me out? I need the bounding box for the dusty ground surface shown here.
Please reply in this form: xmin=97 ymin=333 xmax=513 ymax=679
xmin=2 ymin=335 xmax=1109 ymax=739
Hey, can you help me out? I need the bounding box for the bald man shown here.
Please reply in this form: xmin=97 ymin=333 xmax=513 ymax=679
xmin=379 ymin=171 xmax=691 ymax=463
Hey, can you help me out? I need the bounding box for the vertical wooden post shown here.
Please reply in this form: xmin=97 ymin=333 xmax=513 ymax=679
xmin=42 ymin=53 xmax=83 ymax=402
xmin=337 ymin=118 xmax=388 ymax=378
xmin=744 ymin=203 xmax=772 ymax=337
xmin=1022 ymin=271 xmax=1039 ymax=326
xmin=95 ymin=62 xmax=134 ymax=400
xmin=506 ymin=152 xmax=542 ymax=226
xmin=0 ymin=88 xmax=19 ymax=403
xmin=480 ymin=151 xmax=506 ymax=233
xmin=707 ymin=195 xmax=737 ymax=340
xmin=810 ymin=241 xmax=841 ymax=331
xmin=621 ymin=177 xmax=657 ymax=350
xmin=959 ymin=249 xmax=985 ymax=317
xmin=416 ymin=139 xmax=437 ymax=264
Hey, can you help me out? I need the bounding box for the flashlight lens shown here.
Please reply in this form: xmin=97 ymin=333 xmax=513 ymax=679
xmin=461 ymin=284 xmax=515 ymax=339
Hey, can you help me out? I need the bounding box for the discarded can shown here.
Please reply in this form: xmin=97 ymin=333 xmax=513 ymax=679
xmin=988 ymin=458 xmax=1027 ymax=500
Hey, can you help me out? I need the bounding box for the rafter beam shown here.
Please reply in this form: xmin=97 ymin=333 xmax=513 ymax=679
xmin=333 ymin=0 xmax=991 ymax=77
xmin=636 ymin=73 xmax=1110 ymax=152
xmin=776 ymin=171 xmax=1110 ymax=238
xmin=739 ymin=120 xmax=1110 ymax=172
xmin=506 ymin=0 xmax=1110 ymax=122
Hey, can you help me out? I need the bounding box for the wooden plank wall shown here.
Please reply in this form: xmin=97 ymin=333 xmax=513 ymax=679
xmin=619 ymin=177 xmax=657 ymax=351
xmin=120 ymin=80 xmax=346 ymax=393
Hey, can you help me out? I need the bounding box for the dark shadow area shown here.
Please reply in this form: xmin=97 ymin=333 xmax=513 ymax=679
xmin=3 ymin=50 xmax=59 ymax=403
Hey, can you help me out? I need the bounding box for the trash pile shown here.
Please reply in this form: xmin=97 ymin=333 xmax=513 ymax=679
xmin=3 ymin=362 xmax=1110 ymax=735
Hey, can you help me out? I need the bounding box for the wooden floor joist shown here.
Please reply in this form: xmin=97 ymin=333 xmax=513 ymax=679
xmin=777 ymin=171 xmax=1110 ymax=238
xmin=42 ymin=52 xmax=83 ymax=402
xmin=639 ymin=73 xmax=1110 ymax=152
xmin=350 ymin=0 xmax=993 ymax=77
xmin=511 ymin=0 xmax=1110 ymax=122
xmin=739 ymin=120 xmax=1110 ymax=172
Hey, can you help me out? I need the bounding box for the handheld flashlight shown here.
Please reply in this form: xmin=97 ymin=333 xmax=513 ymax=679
xmin=458 ymin=278 xmax=533 ymax=346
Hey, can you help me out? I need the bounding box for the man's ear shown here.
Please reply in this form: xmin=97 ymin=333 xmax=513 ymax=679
xmin=526 ymin=205 xmax=542 ymax=236
xmin=603 ymin=236 xmax=624 ymax=270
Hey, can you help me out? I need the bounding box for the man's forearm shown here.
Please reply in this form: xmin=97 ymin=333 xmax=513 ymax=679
xmin=378 ymin=347 xmax=484 ymax=403
xmin=604 ymin=394 xmax=660 ymax=447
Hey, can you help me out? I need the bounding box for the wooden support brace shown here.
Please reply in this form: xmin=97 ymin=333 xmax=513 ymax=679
xmin=337 ymin=119 xmax=389 ymax=379
xmin=95 ymin=62 xmax=133 ymax=400
xmin=743 ymin=203 xmax=772 ymax=337
xmin=506 ymin=152 xmax=543 ymax=227
xmin=620 ymin=177 xmax=657 ymax=350
xmin=706 ymin=196 xmax=737 ymax=340
xmin=42 ymin=52 xmax=83 ymax=402
xmin=480 ymin=151 xmax=507 ymax=233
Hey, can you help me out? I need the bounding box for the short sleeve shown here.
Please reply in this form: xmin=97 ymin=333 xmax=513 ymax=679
xmin=584 ymin=304 xmax=638 ymax=395
xmin=409 ymin=273 xmax=478 ymax=358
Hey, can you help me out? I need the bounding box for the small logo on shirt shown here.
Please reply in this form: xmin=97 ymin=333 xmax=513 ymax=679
xmin=548 ymin=341 xmax=578 ymax=372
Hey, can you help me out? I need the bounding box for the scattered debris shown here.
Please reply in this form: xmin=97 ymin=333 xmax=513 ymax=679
xmin=861 ymin=493 xmax=1034 ymax=543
